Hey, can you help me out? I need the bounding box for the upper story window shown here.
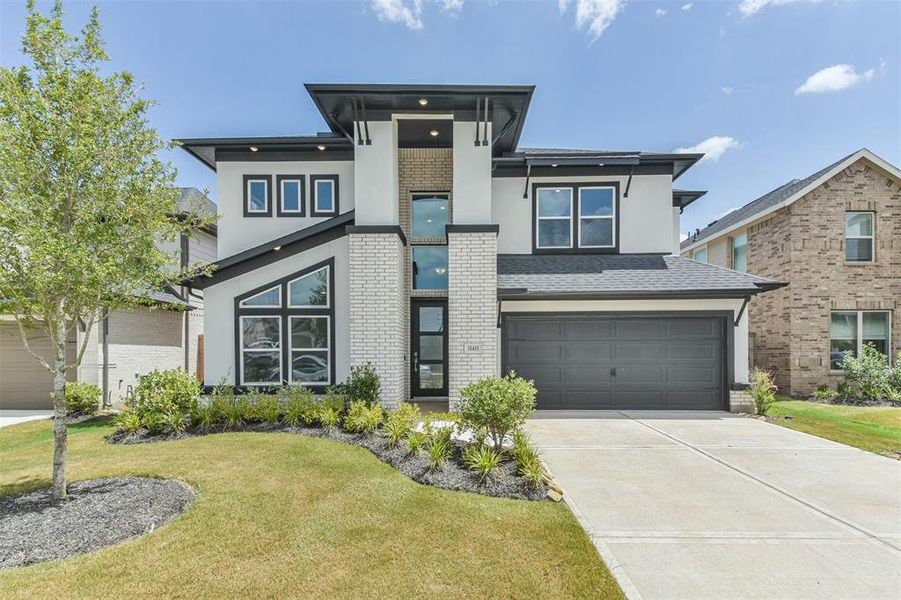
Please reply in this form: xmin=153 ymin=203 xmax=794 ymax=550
xmin=311 ymin=175 xmax=339 ymax=217
xmin=277 ymin=175 xmax=305 ymax=217
xmin=732 ymin=233 xmax=748 ymax=272
xmin=845 ymin=212 xmax=874 ymax=262
xmin=411 ymin=193 xmax=449 ymax=239
xmin=692 ymin=246 xmax=708 ymax=263
xmin=533 ymin=183 xmax=619 ymax=252
xmin=243 ymin=175 xmax=272 ymax=217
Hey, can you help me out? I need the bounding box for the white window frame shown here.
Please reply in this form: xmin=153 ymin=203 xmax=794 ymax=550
xmin=288 ymin=315 xmax=331 ymax=386
xmin=287 ymin=266 xmax=330 ymax=309
xmin=246 ymin=178 xmax=269 ymax=214
xmin=692 ymin=245 xmax=708 ymax=263
xmin=314 ymin=179 xmax=336 ymax=213
xmin=279 ymin=178 xmax=304 ymax=215
xmin=732 ymin=233 xmax=748 ymax=272
xmin=830 ymin=310 xmax=892 ymax=370
xmin=238 ymin=285 xmax=282 ymax=309
xmin=577 ymin=186 xmax=616 ymax=249
xmin=239 ymin=315 xmax=283 ymax=386
xmin=845 ymin=211 xmax=874 ymax=263
xmin=535 ymin=187 xmax=574 ymax=249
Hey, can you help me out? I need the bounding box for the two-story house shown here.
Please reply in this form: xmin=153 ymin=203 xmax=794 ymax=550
xmin=0 ymin=188 xmax=217 ymax=409
xmin=182 ymin=83 xmax=782 ymax=412
xmin=681 ymin=149 xmax=901 ymax=395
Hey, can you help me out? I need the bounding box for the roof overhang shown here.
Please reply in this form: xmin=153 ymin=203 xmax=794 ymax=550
xmin=304 ymin=83 xmax=535 ymax=156
xmin=497 ymin=285 xmax=783 ymax=302
xmin=672 ymin=189 xmax=707 ymax=212
xmin=492 ymin=152 xmax=703 ymax=180
xmin=177 ymin=135 xmax=354 ymax=171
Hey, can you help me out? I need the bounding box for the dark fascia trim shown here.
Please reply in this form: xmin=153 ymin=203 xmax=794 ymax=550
xmin=243 ymin=175 xmax=272 ymax=218
xmin=673 ymin=189 xmax=707 ymax=211
xmin=492 ymin=163 xmax=673 ymax=179
xmin=188 ymin=211 xmax=355 ymax=289
xmin=177 ymin=135 xmax=352 ymax=171
xmin=276 ymin=174 xmax=306 ymax=218
xmin=346 ymin=225 xmax=408 ymax=246
xmin=496 ymin=288 xmax=777 ymax=301
xmin=217 ymin=149 xmax=355 ymax=164
xmin=492 ymin=153 xmax=703 ymax=180
xmin=446 ymin=224 xmax=499 ymax=234
xmin=532 ymin=181 xmax=621 ymax=255
xmin=310 ymin=174 xmax=340 ymax=218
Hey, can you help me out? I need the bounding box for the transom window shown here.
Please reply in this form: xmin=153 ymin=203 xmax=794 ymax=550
xmin=311 ymin=175 xmax=339 ymax=217
xmin=243 ymin=175 xmax=271 ymax=217
xmin=830 ymin=310 xmax=891 ymax=369
xmin=411 ymin=193 xmax=449 ymax=238
xmin=732 ymin=233 xmax=748 ymax=272
xmin=534 ymin=183 xmax=619 ymax=251
xmin=845 ymin=212 xmax=874 ymax=262
xmin=277 ymin=175 xmax=305 ymax=217
xmin=235 ymin=260 xmax=334 ymax=386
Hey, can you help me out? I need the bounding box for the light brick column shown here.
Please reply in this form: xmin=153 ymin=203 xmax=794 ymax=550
xmin=447 ymin=226 xmax=498 ymax=409
xmin=348 ymin=228 xmax=406 ymax=408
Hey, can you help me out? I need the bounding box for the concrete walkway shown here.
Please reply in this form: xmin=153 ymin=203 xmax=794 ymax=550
xmin=0 ymin=410 xmax=53 ymax=429
xmin=526 ymin=410 xmax=901 ymax=600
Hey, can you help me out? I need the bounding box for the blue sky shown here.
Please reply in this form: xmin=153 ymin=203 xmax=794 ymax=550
xmin=1 ymin=0 xmax=898 ymax=235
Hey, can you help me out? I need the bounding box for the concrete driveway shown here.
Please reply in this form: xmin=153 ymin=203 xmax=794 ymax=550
xmin=0 ymin=410 xmax=53 ymax=429
xmin=526 ymin=410 xmax=901 ymax=600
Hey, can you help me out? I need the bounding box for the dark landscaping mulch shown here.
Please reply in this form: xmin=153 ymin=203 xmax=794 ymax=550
xmin=107 ymin=423 xmax=548 ymax=502
xmin=0 ymin=477 xmax=195 ymax=570
xmin=801 ymin=396 xmax=900 ymax=408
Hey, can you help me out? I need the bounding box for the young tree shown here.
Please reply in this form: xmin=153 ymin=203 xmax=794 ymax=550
xmin=0 ymin=1 xmax=214 ymax=501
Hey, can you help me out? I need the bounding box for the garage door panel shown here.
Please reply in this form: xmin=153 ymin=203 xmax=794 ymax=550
xmin=615 ymin=342 xmax=666 ymax=362
xmin=514 ymin=366 xmax=563 ymax=384
xmin=508 ymin=320 xmax=561 ymax=340
xmin=667 ymin=390 xmax=721 ymax=408
xmin=563 ymin=367 xmax=613 ymax=385
xmin=561 ymin=389 xmax=613 ymax=409
xmin=508 ymin=340 xmax=563 ymax=363
xmin=562 ymin=320 xmax=614 ymax=339
xmin=614 ymin=366 xmax=665 ymax=384
xmin=615 ymin=319 xmax=665 ymax=339
xmin=667 ymin=367 xmax=718 ymax=385
xmin=614 ymin=389 xmax=665 ymax=408
xmin=564 ymin=342 xmax=613 ymax=362
xmin=670 ymin=342 xmax=717 ymax=360
xmin=667 ymin=318 xmax=722 ymax=337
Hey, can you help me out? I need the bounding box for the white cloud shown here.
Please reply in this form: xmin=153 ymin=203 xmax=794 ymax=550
xmin=795 ymin=64 xmax=876 ymax=95
xmin=656 ymin=7 xmax=667 ymax=17
xmin=680 ymin=232 xmax=689 ymax=242
xmin=559 ymin=0 xmax=626 ymax=42
xmin=371 ymin=0 xmax=423 ymax=29
xmin=440 ymin=0 xmax=464 ymax=12
xmin=721 ymin=85 xmax=734 ymax=95
xmin=738 ymin=0 xmax=819 ymax=18
xmin=681 ymin=3 xmax=693 ymax=10
xmin=674 ymin=136 xmax=742 ymax=163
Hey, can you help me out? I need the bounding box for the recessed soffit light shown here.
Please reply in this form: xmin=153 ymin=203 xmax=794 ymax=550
xmin=249 ymin=146 xmax=259 ymax=152
xmin=418 ymin=98 xmax=429 ymax=106
xmin=317 ymin=145 xmax=326 ymax=151
xmin=429 ymin=129 xmax=439 ymax=137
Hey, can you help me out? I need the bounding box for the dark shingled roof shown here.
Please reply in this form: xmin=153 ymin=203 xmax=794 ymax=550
xmin=497 ymin=254 xmax=783 ymax=298
xmin=681 ymin=150 xmax=857 ymax=250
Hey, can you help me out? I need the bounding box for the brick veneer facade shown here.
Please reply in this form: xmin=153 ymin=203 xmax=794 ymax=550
xmin=742 ymin=159 xmax=900 ymax=394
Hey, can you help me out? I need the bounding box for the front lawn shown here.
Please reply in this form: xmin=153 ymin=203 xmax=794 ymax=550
xmin=768 ymin=399 xmax=901 ymax=455
xmin=0 ymin=418 xmax=622 ymax=599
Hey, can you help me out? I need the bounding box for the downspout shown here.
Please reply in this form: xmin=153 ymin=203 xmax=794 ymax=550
xmin=180 ymin=233 xmax=190 ymax=371
xmin=102 ymin=314 xmax=109 ymax=407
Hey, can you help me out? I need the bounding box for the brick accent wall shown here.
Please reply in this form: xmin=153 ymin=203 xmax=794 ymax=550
xmin=729 ymin=388 xmax=754 ymax=413
xmin=348 ymin=232 xmax=405 ymax=407
xmin=746 ymin=158 xmax=900 ymax=394
xmin=447 ymin=231 xmax=498 ymax=408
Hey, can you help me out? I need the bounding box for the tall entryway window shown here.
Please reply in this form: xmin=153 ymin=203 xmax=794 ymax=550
xmin=411 ymin=299 xmax=448 ymax=396
xmin=411 ymin=193 xmax=450 ymax=290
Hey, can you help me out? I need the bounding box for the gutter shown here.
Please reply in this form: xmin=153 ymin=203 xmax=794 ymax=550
xmin=496 ymin=284 xmax=786 ymax=302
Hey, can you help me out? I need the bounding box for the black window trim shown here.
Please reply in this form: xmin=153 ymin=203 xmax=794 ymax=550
xmin=410 ymin=191 xmax=451 ymax=241
xmin=311 ymin=174 xmax=340 ymax=217
xmin=233 ymin=258 xmax=336 ymax=390
xmin=276 ymin=174 xmax=306 ymax=217
xmin=243 ymin=174 xmax=272 ymax=217
xmin=531 ymin=181 xmax=621 ymax=254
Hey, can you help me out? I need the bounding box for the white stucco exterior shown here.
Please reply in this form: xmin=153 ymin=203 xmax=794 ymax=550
xmin=452 ymin=121 xmax=492 ymax=224
xmin=353 ymin=120 xmax=398 ymax=226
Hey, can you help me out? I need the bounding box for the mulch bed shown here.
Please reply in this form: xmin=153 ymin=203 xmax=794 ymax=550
xmin=107 ymin=423 xmax=548 ymax=502
xmin=792 ymin=395 xmax=900 ymax=408
xmin=0 ymin=477 xmax=195 ymax=570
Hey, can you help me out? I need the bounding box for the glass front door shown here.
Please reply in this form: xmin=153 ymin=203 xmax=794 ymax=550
xmin=411 ymin=300 xmax=447 ymax=396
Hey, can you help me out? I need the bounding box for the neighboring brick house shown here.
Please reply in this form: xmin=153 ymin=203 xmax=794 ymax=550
xmin=182 ymin=83 xmax=784 ymax=413
xmin=0 ymin=188 xmax=217 ymax=409
xmin=681 ymin=149 xmax=901 ymax=395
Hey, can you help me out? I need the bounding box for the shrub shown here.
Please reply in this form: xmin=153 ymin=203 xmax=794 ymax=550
xmin=163 ymin=410 xmax=187 ymax=433
xmin=462 ymin=445 xmax=501 ymax=483
xmin=406 ymin=431 xmax=427 ymax=456
xmin=841 ymin=344 xmax=894 ymax=401
xmin=384 ymin=419 xmax=409 ymax=449
xmin=518 ymin=456 xmax=545 ymax=489
xmin=142 ymin=411 xmax=169 ymax=435
xmin=248 ymin=394 xmax=282 ymax=423
xmin=458 ymin=372 xmax=537 ymax=451
xmin=342 ymin=363 xmax=381 ymax=408
xmin=837 ymin=380 xmax=856 ymax=400
xmin=224 ymin=397 xmax=250 ymax=429
xmin=65 ymin=382 xmax=101 ymax=415
xmin=510 ymin=429 xmax=540 ymax=469
xmin=280 ymin=385 xmax=317 ymax=426
xmin=427 ymin=435 xmax=452 ymax=471
xmin=343 ymin=400 xmax=383 ymax=434
xmin=749 ymin=367 xmax=777 ymax=415
xmin=889 ymin=353 xmax=901 ymax=395
xmin=190 ymin=403 xmax=215 ymax=430
xmin=382 ymin=402 xmax=421 ymax=448
xmin=114 ymin=410 xmax=142 ymax=434
xmin=133 ymin=368 xmax=200 ymax=420
xmin=317 ymin=406 xmax=340 ymax=431
xmin=812 ymin=384 xmax=839 ymax=401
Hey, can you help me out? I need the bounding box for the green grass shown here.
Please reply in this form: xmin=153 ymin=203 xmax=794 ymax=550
xmin=768 ymin=398 xmax=901 ymax=455
xmin=0 ymin=418 xmax=623 ymax=599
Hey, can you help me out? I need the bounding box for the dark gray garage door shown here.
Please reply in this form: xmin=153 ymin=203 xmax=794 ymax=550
xmin=502 ymin=314 xmax=726 ymax=410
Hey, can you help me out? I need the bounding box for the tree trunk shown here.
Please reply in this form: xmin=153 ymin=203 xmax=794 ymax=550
xmin=50 ymin=331 xmax=68 ymax=502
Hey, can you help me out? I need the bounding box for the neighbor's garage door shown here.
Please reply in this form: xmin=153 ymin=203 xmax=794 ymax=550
xmin=0 ymin=323 xmax=58 ymax=410
xmin=502 ymin=314 xmax=726 ymax=410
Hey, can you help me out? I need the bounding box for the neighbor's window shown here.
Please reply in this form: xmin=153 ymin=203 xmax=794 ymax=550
xmin=288 ymin=266 xmax=329 ymax=307
xmin=536 ymin=187 xmax=573 ymax=248
xmin=411 ymin=193 xmax=449 ymax=238
xmin=277 ymin=175 xmax=304 ymax=216
xmin=311 ymin=175 xmax=338 ymax=216
xmin=289 ymin=316 xmax=330 ymax=384
xmin=240 ymin=316 xmax=282 ymax=385
xmin=692 ymin=246 xmax=708 ymax=263
xmin=732 ymin=233 xmax=748 ymax=272
xmin=244 ymin=176 xmax=271 ymax=216
xmin=845 ymin=212 xmax=874 ymax=262
xmin=578 ymin=187 xmax=615 ymax=248
xmin=412 ymin=246 xmax=448 ymax=290
xmin=830 ymin=310 xmax=890 ymax=369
